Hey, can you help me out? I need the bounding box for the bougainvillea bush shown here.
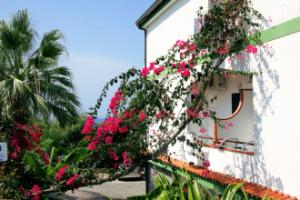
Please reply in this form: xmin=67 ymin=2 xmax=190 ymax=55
xmin=1 ymin=0 xmax=266 ymax=199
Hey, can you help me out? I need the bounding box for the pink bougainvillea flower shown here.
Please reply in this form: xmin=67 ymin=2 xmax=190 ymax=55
xmin=84 ymin=135 xmax=92 ymax=141
xmin=188 ymin=60 xmax=194 ymax=68
xmin=140 ymin=66 xmax=150 ymax=78
xmin=17 ymin=124 xmax=43 ymax=144
xmin=172 ymin=63 xmax=177 ymax=68
xmin=199 ymin=128 xmax=208 ymax=134
xmin=139 ymin=111 xmax=147 ymax=122
xmin=223 ymin=121 xmax=233 ymax=130
xmin=118 ymin=126 xmax=128 ymax=134
xmin=201 ymin=111 xmax=209 ymax=118
xmin=189 ymin=43 xmax=197 ymax=51
xmin=153 ymin=66 xmax=165 ymax=75
xmin=30 ymin=184 xmax=41 ymax=200
xmin=245 ymin=44 xmax=258 ymax=54
xmin=95 ymin=116 xmax=122 ymax=137
xmin=201 ymin=169 xmax=210 ymax=177
xmin=109 ymin=90 xmax=124 ymax=115
xmin=155 ymin=110 xmax=167 ymax=119
xmin=106 ymin=116 xmax=122 ymax=134
xmin=105 ymin=136 xmax=113 ymax=144
xmin=87 ymin=140 xmax=98 ymax=150
xmin=216 ymin=47 xmax=229 ymax=55
xmin=66 ymin=174 xmax=80 ymax=186
xmin=10 ymin=151 xmax=18 ymax=160
xmin=43 ymin=153 xmax=50 ymax=165
xmin=123 ymin=110 xmax=134 ymax=119
xmin=122 ymin=151 xmax=132 ymax=167
xmin=180 ymin=69 xmax=190 ymax=77
xmin=149 ymin=62 xmax=155 ymax=70
xmin=203 ymin=160 xmax=210 ymax=168
xmin=200 ymin=49 xmax=208 ymax=56
xmin=109 ymin=149 xmax=119 ymax=161
xmin=55 ymin=165 xmax=69 ymax=181
xmin=186 ymin=109 xmax=199 ymax=118
xmin=179 ymin=61 xmax=186 ymax=68
xmin=82 ymin=115 xmax=94 ymax=134
xmin=178 ymin=40 xmax=187 ymax=50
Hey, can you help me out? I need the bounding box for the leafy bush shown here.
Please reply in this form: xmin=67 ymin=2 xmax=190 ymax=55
xmin=128 ymin=172 xmax=248 ymax=200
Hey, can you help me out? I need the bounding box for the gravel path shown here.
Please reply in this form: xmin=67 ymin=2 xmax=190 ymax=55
xmin=52 ymin=180 xmax=146 ymax=200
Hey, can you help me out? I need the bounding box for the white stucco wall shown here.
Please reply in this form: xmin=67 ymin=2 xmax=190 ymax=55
xmin=143 ymin=0 xmax=300 ymax=197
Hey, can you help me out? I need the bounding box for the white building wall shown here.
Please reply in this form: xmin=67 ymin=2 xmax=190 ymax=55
xmin=144 ymin=0 xmax=300 ymax=197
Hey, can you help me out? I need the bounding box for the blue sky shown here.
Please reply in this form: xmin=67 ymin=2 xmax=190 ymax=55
xmin=0 ymin=0 xmax=153 ymax=117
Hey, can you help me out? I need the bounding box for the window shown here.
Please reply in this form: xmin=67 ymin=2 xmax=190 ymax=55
xmin=188 ymin=74 xmax=255 ymax=155
xmin=232 ymin=93 xmax=240 ymax=113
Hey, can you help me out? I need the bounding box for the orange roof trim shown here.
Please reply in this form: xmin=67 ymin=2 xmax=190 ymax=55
xmin=158 ymin=156 xmax=298 ymax=200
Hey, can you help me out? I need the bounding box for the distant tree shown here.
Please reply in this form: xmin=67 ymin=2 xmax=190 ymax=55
xmin=0 ymin=10 xmax=80 ymax=126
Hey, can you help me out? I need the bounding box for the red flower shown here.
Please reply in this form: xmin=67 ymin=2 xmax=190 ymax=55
xmin=189 ymin=43 xmax=197 ymax=51
xmin=153 ymin=66 xmax=164 ymax=75
xmin=189 ymin=60 xmax=195 ymax=68
xmin=186 ymin=109 xmax=199 ymax=118
xmin=141 ymin=66 xmax=150 ymax=77
xmin=180 ymin=69 xmax=190 ymax=77
xmin=105 ymin=136 xmax=113 ymax=144
xmin=43 ymin=153 xmax=50 ymax=165
xmin=155 ymin=110 xmax=167 ymax=119
xmin=149 ymin=62 xmax=155 ymax=70
xmin=139 ymin=111 xmax=147 ymax=122
xmin=199 ymin=128 xmax=207 ymax=134
xmin=201 ymin=169 xmax=210 ymax=177
xmin=179 ymin=61 xmax=186 ymax=68
xmin=223 ymin=121 xmax=233 ymax=130
xmin=87 ymin=140 xmax=98 ymax=150
xmin=109 ymin=90 xmax=124 ymax=115
xmin=84 ymin=135 xmax=92 ymax=141
xmin=200 ymin=49 xmax=208 ymax=56
xmin=118 ymin=126 xmax=128 ymax=134
xmin=66 ymin=174 xmax=80 ymax=186
xmin=122 ymin=151 xmax=132 ymax=167
xmin=123 ymin=110 xmax=134 ymax=119
xmin=109 ymin=149 xmax=119 ymax=161
xmin=201 ymin=111 xmax=209 ymax=118
xmin=82 ymin=115 xmax=94 ymax=134
xmin=55 ymin=165 xmax=69 ymax=181
xmin=203 ymin=160 xmax=210 ymax=168
xmin=10 ymin=152 xmax=18 ymax=160
xmin=245 ymin=45 xmax=258 ymax=54
xmin=175 ymin=40 xmax=187 ymax=50
xmin=216 ymin=47 xmax=229 ymax=55
xmin=30 ymin=184 xmax=41 ymax=200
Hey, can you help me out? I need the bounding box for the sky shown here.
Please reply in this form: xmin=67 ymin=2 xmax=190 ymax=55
xmin=0 ymin=0 xmax=154 ymax=117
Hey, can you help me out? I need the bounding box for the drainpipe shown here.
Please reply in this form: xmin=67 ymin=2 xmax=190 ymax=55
xmin=141 ymin=27 xmax=147 ymax=67
xmin=137 ymin=25 xmax=151 ymax=193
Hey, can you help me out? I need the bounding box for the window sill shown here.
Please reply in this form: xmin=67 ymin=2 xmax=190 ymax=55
xmin=202 ymin=143 xmax=255 ymax=155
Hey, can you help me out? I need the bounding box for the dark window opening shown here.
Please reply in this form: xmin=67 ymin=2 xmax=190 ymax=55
xmin=232 ymin=93 xmax=240 ymax=113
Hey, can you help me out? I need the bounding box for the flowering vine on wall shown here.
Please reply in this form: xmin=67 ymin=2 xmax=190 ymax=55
xmin=1 ymin=0 xmax=266 ymax=199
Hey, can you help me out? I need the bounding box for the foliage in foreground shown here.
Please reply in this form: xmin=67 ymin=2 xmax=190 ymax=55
xmin=128 ymin=172 xmax=248 ymax=200
xmin=1 ymin=1 xmax=268 ymax=199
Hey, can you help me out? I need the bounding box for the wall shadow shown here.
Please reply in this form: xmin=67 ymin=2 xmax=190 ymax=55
xmin=220 ymin=45 xmax=283 ymax=190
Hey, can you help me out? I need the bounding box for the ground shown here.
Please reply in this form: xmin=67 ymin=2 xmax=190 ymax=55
xmin=52 ymin=180 xmax=146 ymax=200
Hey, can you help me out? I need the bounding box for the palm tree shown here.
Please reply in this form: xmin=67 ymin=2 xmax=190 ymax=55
xmin=0 ymin=10 xmax=80 ymax=126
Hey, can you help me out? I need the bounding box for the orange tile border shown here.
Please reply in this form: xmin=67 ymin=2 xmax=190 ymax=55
xmin=157 ymin=156 xmax=298 ymax=200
